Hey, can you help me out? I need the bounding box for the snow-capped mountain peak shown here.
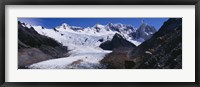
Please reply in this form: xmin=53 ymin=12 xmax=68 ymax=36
xmin=56 ymin=23 xmax=83 ymax=31
xmin=55 ymin=23 xmax=71 ymax=30
xmin=107 ymin=23 xmax=114 ymax=27
xmin=61 ymin=23 xmax=69 ymax=29
xmin=135 ymin=22 xmax=157 ymax=40
xmin=93 ymin=24 xmax=106 ymax=30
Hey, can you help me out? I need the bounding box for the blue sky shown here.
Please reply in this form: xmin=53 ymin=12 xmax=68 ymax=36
xmin=18 ymin=18 xmax=169 ymax=30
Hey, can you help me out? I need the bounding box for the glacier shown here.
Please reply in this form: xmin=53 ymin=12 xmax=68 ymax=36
xmin=22 ymin=22 xmax=156 ymax=69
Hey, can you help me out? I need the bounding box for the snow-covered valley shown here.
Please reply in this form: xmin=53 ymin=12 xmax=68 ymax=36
xmin=19 ymin=22 xmax=157 ymax=69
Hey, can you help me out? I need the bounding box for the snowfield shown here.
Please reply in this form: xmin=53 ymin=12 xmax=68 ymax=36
xmin=29 ymin=46 xmax=111 ymax=69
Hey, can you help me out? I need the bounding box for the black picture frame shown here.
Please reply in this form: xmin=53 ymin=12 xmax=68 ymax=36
xmin=0 ymin=0 xmax=199 ymax=87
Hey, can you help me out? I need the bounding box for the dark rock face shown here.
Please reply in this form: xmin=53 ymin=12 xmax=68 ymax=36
xmin=99 ymin=33 xmax=136 ymax=50
xmin=129 ymin=18 xmax=182 ymax=69
xmin=18 ymin=21 xmax=69 ymax=68
xmin=101 ymin=18 xmax=182 ymax=69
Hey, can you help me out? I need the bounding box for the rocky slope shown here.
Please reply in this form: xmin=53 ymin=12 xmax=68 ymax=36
xmin=131 ymin=18 xmax=182 ymax=69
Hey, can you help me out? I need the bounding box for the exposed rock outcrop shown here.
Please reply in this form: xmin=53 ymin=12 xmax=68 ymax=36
xmin=99 ymin=33 xmax=136 ymax=50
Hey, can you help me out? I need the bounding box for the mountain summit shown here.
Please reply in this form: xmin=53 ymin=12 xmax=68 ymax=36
xmin=135 ymin=22 xmax=157 ymax=41
xmin=99 ymin=33 xmax=136 ymax=50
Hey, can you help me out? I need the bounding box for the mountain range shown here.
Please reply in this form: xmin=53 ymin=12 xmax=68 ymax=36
xmin=18 ymin=19 xmax=181 ymax=69
xmin=26 ymin=21 xmax=157 ymax=48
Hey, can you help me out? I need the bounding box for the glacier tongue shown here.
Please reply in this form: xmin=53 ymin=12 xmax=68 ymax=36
xmin=28 ymin=46 xmax=112 ymax=69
